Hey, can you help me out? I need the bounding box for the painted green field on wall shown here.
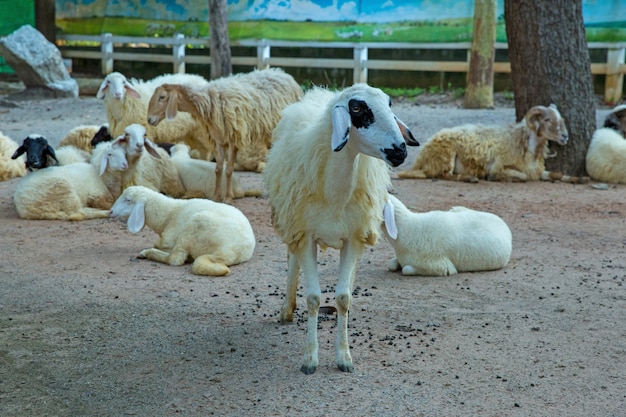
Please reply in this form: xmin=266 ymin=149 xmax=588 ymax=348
xmin=57 ymin=17 xmax=522 ymax=43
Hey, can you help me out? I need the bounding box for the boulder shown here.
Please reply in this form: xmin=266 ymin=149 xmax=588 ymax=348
xmin=0 ymin=25 xmax=78 ymax=98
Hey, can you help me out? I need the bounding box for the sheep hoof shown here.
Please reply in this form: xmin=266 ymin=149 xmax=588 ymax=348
xmin=300 ymin=364 xmax=317 ymax=375
xmin=337 ymin=363 xmax=354 ymax=373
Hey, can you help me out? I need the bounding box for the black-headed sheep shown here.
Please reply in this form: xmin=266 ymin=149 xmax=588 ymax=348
xmin=586 ymin=104 xmax=626 ymax=184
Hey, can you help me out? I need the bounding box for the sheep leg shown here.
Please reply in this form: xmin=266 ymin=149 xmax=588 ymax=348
xmin=138 ymin=247 xmax=188 ymax=266
xmin=224 ymin=145 xmax=237 ymax=204
xmin=280 ymin=252 xmax=300 ymax=323
xmin=335 ymin=241 xmax=360 ymax=373
xmin=212 ymin=145 xmax=225 ymax=202
xmin=299 ymin=240 xmax=321 ymax=375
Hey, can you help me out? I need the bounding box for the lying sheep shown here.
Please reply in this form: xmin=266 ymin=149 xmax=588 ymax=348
xmin=170 ymin=144 xmax=262 ymax=200
xmin=398 ymin=104 xmax=587 ymax=183
xmin=264 ymin=85 xmax=418 ymax=374
xmin=58 ymin=124 xmax=107 ymax=153
xmin=13 ymin=150 xmax=128 ymax=221
xmin=147 ymin=67 xmax=303 ymax=203
xmin=383 ymin=194 xmax=512 ymax=276
xmin=97 ymin=71 xmax=213 ymax=159
xmin=109 ymin=185 xmax=256 ymax=276
xmin=0 ymin=131 xmax=26 ymax=181
xmin=585 ymin=105 xmax=626 ymax=184
xmin=112 ymin=124 xmax=185 ymax=197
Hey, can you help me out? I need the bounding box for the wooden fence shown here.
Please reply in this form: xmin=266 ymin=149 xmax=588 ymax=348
xmin=57 ymin=33 xmax=626 ymax=103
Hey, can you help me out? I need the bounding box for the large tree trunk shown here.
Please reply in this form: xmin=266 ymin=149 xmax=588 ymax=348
xmin=208 ymin=0 xmax=232 ymax=79
xmin=34 ymin=0 xmax=56 ymax=43
xmin=505 ymin=0 xmax=595 ymax=176
xmin=464 ymin=0 xmax=496 ymax=109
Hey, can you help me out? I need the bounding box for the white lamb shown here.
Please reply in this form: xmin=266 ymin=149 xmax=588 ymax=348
xmin=383 ymin=194 xmax=512 ymax=276
xmin=96 ymin=71 xmax=213 ymax=159
xmin=0 ymin=131 xmax=26 ymax=181
xmin=169 ymin=144 xmax=262 ymax=200
xmin=264 ymin=84 xmax=418 ymax=374
xmin=112 ymin=124 xmax=185 ymax=198
xmin=585 ymin=105 xmax=626 ymax=184
xmin=147 ymin=67 xmax=303 ymax=203
xmin=109 ymin=185 xmax=256 ymax=276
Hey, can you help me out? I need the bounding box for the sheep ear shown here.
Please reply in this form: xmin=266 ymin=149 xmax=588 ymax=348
xmin=331 ymin=105 xmax=351 ymax=151
xmin=165 ymin=92 xmax=178 ymax=121
xmin=383 ymin=199 xmax=397 ymax=240
xmin=96 ymin=79 xmax=108 ymax=99
xmin=46 ymin=145 xmax=59 ymax=165
xmin=11 ymin=145 xmax=26 ymax=160
xmin=396 ymin=116 xmax=419 ymax=146
xmin=125 ymin=83 xmax=141 ymax=99
xmin=99 ymin=154 xmax=109 ymax=176
xmin=127 ymin=201 xmax=146 ymax=234
xmin=144 ymin=139 xmax=162 ymax=159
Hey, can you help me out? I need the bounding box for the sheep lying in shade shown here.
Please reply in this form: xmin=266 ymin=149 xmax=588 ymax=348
xmin=585 ymin=104 xmax=626 ymax=184
xmin=264 ymin=85 xmax=418 ymax=374
xmin=383 ymin=194 xmax=512 ymax=276
xmin=398 ymin=104 xmax=587 ymax=183
xmin=147 ymin=67 xmax=303 ymax=203
xmin=112 ymin=124 xmax=185 ymax=197
xmin=109 ymin=186 xmax=256 ymax=276
xmin=1 ymin=131 xmax=26 ymax=181
xmin=170 ymin=144 xmax=262 ymax=200
xmin=97 ymin=71 xmax=213 ymax=159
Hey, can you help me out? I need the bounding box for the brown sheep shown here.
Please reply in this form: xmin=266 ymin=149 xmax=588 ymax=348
xmin=398 ymin=104 xmax=588 ymax=183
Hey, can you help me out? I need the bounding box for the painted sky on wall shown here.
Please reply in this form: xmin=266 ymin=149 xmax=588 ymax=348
xmin=56 ymin=0 xmax=625 ymax=24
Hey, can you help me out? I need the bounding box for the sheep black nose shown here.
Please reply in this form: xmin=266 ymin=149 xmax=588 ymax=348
xmin=383 ymin=142 xmax=407 ymax=167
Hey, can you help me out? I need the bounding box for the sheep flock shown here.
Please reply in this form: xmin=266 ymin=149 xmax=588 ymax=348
xmin=2 ymin=66 xmax=623 ymax=375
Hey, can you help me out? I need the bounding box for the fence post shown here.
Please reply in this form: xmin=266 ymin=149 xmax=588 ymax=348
xmin=353 ymin=45 xmax=368 ymax=84
xmin=101 ymin=33 xmax=113 ymax=75
xmin=257 ymin=40 xmax=270 ymax=69
xmin=605 ymin=46 xmax=625 ymax=105
xmin=172 ymin=33 xmax=186 ymax=74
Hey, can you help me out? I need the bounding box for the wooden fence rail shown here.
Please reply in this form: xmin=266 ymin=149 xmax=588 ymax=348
xmin=57 ymin=34 xmax=626 ymax=103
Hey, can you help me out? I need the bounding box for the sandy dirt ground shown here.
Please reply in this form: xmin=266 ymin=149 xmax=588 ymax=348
xmin=0 ymin=81 xmax=624 ymax=417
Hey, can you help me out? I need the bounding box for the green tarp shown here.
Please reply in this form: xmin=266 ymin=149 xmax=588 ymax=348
xmin=0 ymin=0 xmax=35 ymax=73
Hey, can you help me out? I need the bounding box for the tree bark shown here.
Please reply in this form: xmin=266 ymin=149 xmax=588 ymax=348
xmin=34 ymin=0 xmax=56 ymax=43
xmin=505 ymin=0 xmax=595 ymax=176
xmin=208 ymin=0 xmax=232 ymax=80
xmin=464 ymin=0 xmax=496 ymax=109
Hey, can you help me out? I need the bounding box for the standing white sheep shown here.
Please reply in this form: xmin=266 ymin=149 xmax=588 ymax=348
xmin=585 ymin=105 xmax=626 ymax=184
xmin=147 ymin=67 xmax=303 ymax=203
xmin=109 ymin=186 xmax=256 ymax=276
xmin=383 ymin=194 xmax=512 ymax=276
xmin=398 ymin=104 xmax=587 ymax=183
xmin=264 ymin=85 xmax=418 ymax=374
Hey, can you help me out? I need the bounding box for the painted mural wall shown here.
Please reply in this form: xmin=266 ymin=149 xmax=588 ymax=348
xmin=55 ymin=0 xmax=626 ymax=42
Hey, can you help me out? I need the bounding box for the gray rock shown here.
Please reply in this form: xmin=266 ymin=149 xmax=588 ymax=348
xmin=0 ymin=25 xmax=78 ymax=98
